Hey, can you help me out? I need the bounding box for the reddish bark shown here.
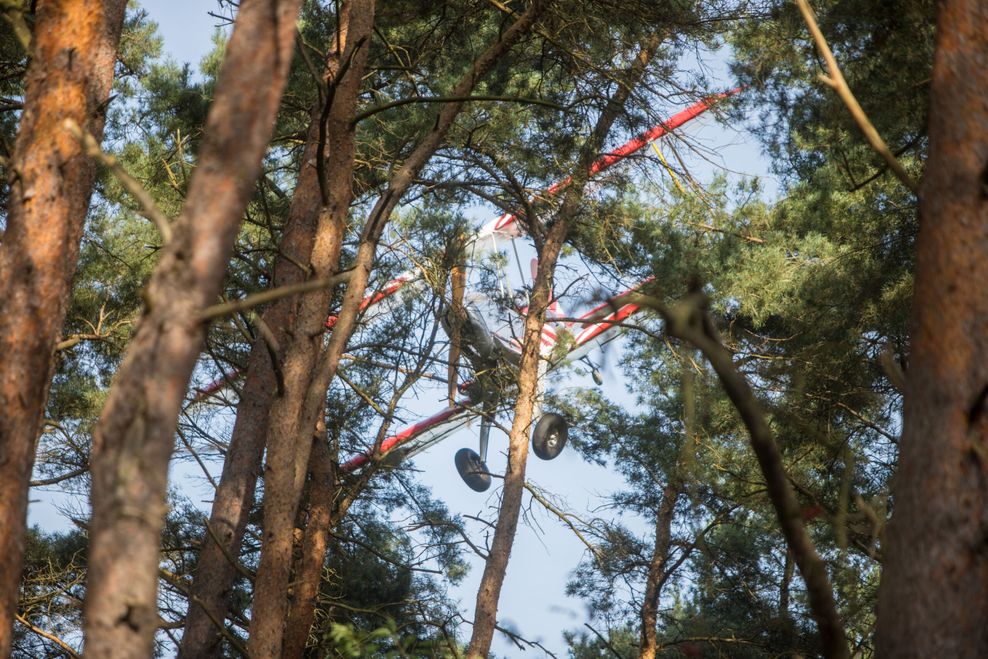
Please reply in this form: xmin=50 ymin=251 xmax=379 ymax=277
xmin=81 ymin=1 xmax=303 ymax=657
xmin=0 ymin=1 xmax=127 ymax=654
xmin=177 ymin=21 xmax=350 ymax=658
xmin=639 ymin=485 xmax=677 ymax=659
xmin=876 ymin=2 xmax=988 ymax=656
xmin=282 ymin=433 xmax=337 ymax=659
xmin=247 ymin=4 xmax=543 ymax=654
xmin=246 ymin=0 xmax=375 ymax=652
xmin=466 ymin=36 xmax=659 ymax=658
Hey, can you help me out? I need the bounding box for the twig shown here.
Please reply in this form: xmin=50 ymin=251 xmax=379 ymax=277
xmin=689 ymin=221 xmax=765 ymax=244
xmin=158 ymin=568 xmax=250 ymax=657
xmin=794 ymin=0 xmax=918 ymax=194
xmin=492 ymin=622 xmax=559 ymax=658
xmin=197 ymin=269 xmax=353 ymax=321
xmin=248 ymin=311 xmax=285 ymax=395
xmin=523 ymin=481 xmax=602 ymax=564
xmin=584 ymin=623 xmax=624 ymax=659
xmin=63 ymin=119 xmax=175 ymax=242
xmin=201 ymin=522 xmax=255 ymax=583
xmin=351 ymin=94 xmax=564 ymax=125
xmin=14 ymin=613 xmax=80 ymax=658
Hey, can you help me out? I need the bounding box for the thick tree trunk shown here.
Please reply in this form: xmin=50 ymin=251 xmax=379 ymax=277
xmin=876 ymin=2 xmax=988 ymax=656
xmin=177 ymin=18 xmax=351 ymax=657
xmin=0 ymin=1 xmax=127 ymax=655
xmin=244 ymin=0 xmax=374 ymax=653
xmin=466 ymin=220 xmax=566 ymax=657
xmin=247 ymin=5 xmax=542 ymax=655
xmin=639 ymin=485 xmax=677 ymax=659
xmin=282 ymin=433 xmax=337 ymax=659
xmin=466 ymin=36 xmax=659 ymax=659
xmin=81 ymin=1 xmax=303 ymax=657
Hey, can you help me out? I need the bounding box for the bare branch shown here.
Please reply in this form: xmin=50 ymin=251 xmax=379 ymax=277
xmin=64 ymin=119 xmax=175 ymax=243
xmin=523 ymin=481 xmax=602 ymax=564
xmin=14 ymin=613 xmax=80 ymax=659
xmin=351 ymin=94 xmax=564 ymax=125
xmin=795 ymin=0 xmax=919 ymax=194
xmin=197 ymin=270 xmax=353 ymax=322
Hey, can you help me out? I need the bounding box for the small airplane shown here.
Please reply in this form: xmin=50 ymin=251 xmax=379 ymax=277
xmin=333 ymin=93 xmax=735 ymax=491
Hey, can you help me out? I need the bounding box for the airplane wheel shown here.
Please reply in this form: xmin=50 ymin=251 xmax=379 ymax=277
xmin=532 ymin=413 xmax=568 ymax=460
xmin=455 ymin=448 xmax=491 ymax=492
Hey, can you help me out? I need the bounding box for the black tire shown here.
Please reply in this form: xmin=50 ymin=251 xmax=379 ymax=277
xmin=454 ymin=448 xmax=491 ymax=492
xmin=532 ymin=413 xmax=568 ymax=460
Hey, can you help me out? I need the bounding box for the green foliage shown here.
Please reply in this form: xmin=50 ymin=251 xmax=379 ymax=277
xmin=12 ymin=0 xmax=933 ymax=655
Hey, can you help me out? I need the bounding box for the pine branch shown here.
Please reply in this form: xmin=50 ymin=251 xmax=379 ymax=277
xmin=64 ymin=119 xmax=174 ymax=243
xmin=795 ymin=0 xmax=919 ymax=194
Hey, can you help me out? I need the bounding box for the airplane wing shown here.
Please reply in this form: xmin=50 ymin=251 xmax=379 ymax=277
xmin=552 ymin=278 xmax=653 ymax=367
xmin=326 ymin=93 xmax=736 ymax=331
xmin=338 ymin=395 xmax=479 ymax=473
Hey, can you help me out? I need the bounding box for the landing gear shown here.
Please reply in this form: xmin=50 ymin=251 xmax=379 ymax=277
xmin=454 ymin=448 xmax=491 ymax=492
xmin=581 ymin=356 xmax=604 ymax=386
xmin=532 ymin=413 xmax=568 ymax=460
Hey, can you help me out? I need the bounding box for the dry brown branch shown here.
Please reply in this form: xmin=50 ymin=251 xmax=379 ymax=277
xmin=523 ymin=481 xmax=602 ymax=564
xmin=795 ymin=0 xmax=919 ymax=194
xmin=14 ymin=613 xmax=80 ymax=659
xmin=649 ymin=291 xmax=850 ymax=659
xmin=64 ymin=119 xmax=174 ymax=243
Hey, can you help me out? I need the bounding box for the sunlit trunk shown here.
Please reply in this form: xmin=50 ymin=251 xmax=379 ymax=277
xmin=0 ymin=2 xmax=127 ymax=654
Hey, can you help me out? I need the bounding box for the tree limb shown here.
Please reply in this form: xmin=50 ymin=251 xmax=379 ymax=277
xmin=64 ymin=119 xmax=175 ymax=243
xmin=197 ymin=270 xmax=353 ymax=322
xmin=14 ymin=613 xmax=80 ymax=659
xmin=351 ymin=94 xmax=564 ymax=125
xmin=640 ymin=290 xmax=850 ymax=659
xmin=795 ymin=0 xmax=919 ymax=194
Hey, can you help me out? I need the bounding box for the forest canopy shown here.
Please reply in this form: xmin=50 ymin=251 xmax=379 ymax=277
xmin=0 ymin=0 xmax=985 ymax=657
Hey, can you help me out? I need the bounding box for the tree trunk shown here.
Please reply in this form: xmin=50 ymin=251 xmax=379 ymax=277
xmin=244 ymin=0 xmax=374 ymax=652
xmin=466 ymin=36 xmax=659 ymax=659
xmin=177 ymin=14 xmax=352 ymax=655
xmin=639 ymin=485 xmax=678 ymax=659
xmin=282 ymin=432 xmax=337 ymax=659
xmin=247 ymin=5 xmax=542 ymax=655
xmin=876 ymin=2 xmax=988 ymax=656
xmin=82 ymin=1 xmax=303 ymax=657
xmin=0 ymin=1 xmax=127 ymax=654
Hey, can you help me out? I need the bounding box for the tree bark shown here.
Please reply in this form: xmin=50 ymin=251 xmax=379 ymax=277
xmin=282 ymin=432 xmax=337 ymax=659
xmin=466 ymin=35 xmax=660 ymax=659
xmin=876 ymin=2 xmax=988 ymax=656
xmin=0 ymin=1 xmax=127 ymax=655
xmin=247 ymin=4 xmax=543 ymax=655
xmin=177 ymin=12 xmax=353 ymax=656
xmin=81 ymin=1 xmax=303 ymax=657
xmin=244 ymin=0 xmax=374 ymax=653
xmin=639 ymin=485 xmax=678 ymax=659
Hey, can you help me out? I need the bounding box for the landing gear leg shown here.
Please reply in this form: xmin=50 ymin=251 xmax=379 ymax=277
xmin=478 ymin=414 xmax=491 ymax=464
xmin=455 ymin=404 xmax=495 ymax=492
